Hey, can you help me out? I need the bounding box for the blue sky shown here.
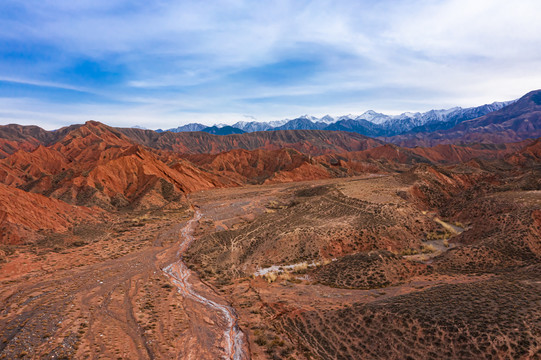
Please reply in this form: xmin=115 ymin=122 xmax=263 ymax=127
xmin=0 ymin=0 xmax=540 ymax=129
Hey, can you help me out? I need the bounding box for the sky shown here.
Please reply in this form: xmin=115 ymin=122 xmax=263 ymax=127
xmin=0 ymin=0 xmax=540 ymax=130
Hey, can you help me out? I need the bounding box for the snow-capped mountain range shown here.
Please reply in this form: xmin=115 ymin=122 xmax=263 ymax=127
xmin=156 ymin=100 xmax=515 ymax=137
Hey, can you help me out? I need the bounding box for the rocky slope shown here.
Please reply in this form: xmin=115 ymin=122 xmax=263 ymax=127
xmin=0 ymin=182 xmax=104 ymax=245
xmin=0 ymin=121 xmax=227 ymax=215
xmin=116 ymin=127 xmax=384 ymax=155
xmin=0 ymin=123 xmax=80 ymax=158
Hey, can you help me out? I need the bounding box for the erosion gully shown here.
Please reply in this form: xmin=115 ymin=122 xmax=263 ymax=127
xmin=163 ymin=209 xmax=249 ymax=360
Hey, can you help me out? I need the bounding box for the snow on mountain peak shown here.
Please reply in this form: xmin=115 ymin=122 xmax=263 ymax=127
xmin=161 ymin=99 xmax=513 ymax=135
xmin=320 ymin=115 xmax=335 ymax=124
xmin=357 ymin=110 xmax=390 ymax=124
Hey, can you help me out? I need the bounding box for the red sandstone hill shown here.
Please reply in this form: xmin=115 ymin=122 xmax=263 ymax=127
xmin=182 ymin=142 xmax=535 ymax=186
xmin=116 ymin=127 xmax=384 ymax=155
xmin=183 ymin=147 xmax=394 ymax=185
xmin=506 ymin=138 xmax=541 ymax=165
xmin=0 ymin=121 xmax=228 ymax=210
xmin=70 ymin=145 xmax=226 ymax=209
xmin=318 ymin=144 xmax=431 ymax=164
xmin=0 ymin=183 xmax=104 ymax=245
xmin=400 ymin=163 xmax=495 ymax=210
xmin=0 ymin=145 xmax=70 ymax=187
xmin=0 ymin=123 xmax=81 ymax=158
xmin=408 ymin=141 xmax=530 ymax=163
xmin=183 ymin=148 xmax=319 ymax=184
xmin=0 ymin=121 xmax=390 ymax=211
xmin=311 ymin=141 xmax=533 ymax=175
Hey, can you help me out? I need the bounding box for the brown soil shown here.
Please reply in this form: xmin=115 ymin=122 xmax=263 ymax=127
xmin=0 ymin=205 xmax=254 ymax=359
xmin=313 ymin=250 xmax=429 ymax=289
xmin=181 ymin=164 xmax=541 ymax=360
xmin=2 ymin=166 xmax=540 ymax=359
xmin=1 ymin=121 xmax=541 ymax=359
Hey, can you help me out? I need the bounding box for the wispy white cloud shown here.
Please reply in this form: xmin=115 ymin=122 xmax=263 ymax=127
xmin=0 ymin=0 xmax=539 ymax=129
xmin=0 ymin=77 xmax=92 ymax=92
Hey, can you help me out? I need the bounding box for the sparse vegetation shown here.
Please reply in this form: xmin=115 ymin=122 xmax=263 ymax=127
xmin=421 ymin=244 xmax=436 ymax=253
xmin=282 ymin=270 xmax=541 ymax=359
xmin=2 ymin=133 xmax=541 ymax=360
xmin=400 ymin=248 xmax=419 ymax=256
xmin=264 ymin=272 xmax=278 ymax=283
xmin=314 ymin=250 xmax=428 ymax=289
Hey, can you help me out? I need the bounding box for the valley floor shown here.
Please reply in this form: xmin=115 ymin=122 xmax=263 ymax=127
xmin=1 ymin=174 xmax=540 ymax=359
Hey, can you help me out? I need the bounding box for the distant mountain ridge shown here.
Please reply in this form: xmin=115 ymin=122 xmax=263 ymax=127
xmin=200 ymin=126 xmax=246 ymax=135
xmin=157 ymin=123 xmax=206 ymax=133
xmin=385 ymin=89 xmax=541 ymax=147
xmin=154 ymin=100 xmax=514 ymax=136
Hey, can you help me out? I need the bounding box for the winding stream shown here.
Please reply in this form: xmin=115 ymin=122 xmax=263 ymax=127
xmin=163 ymin=210 xmax=248 ymax=360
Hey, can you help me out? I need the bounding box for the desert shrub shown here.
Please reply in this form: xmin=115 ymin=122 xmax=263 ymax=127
xmin=76 ymin=186 xmax=98 ymax=205
xmin=292 ymin=262 xmax=309 ymax=274
xmin=255 ymin=336 xmax=267 ymax=346
xmin=295 ymin=185 xmax=331 ymax=197
xmin=94 ymin=181 xmax=104 ymax=191
xmin=160 ymin=179 xmax=180 ymax=202
xmin=421 ymin=244 xmax=437 ymax=253
xmin=280 ymin=272 xmax=292 ymax=281
xmin=401 ymin=248 xmax=419 ymax=256
xmin=264 ymin=272 xmax=278 ymax=283
xmin=0 ymin=245 xmax=16 ymax=257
